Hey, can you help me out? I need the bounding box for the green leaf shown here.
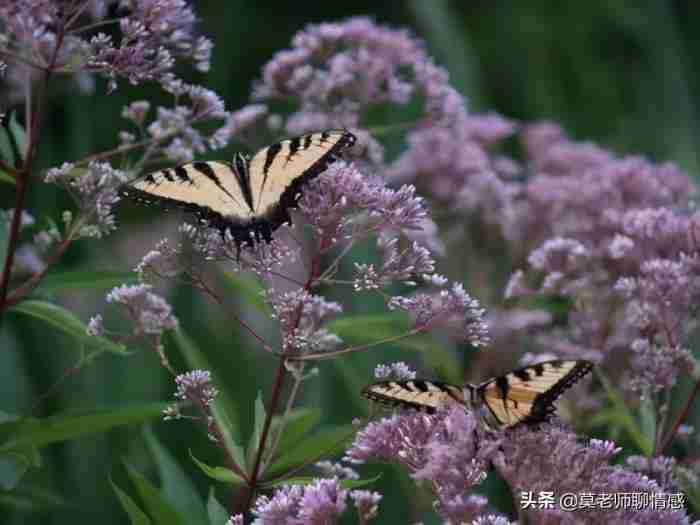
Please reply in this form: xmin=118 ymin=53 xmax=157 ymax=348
xmin=264 ymin=425 xmax=355 ymax=481
xmin=34 ymin=270 xmax=138 ymax=295
xmin=190 ymin=450 xmax=245 ymax=486
xmin=0 ymin=485 xmax=70 ymax=511
xmin=0 ymin=170 xmax=15 ymax=186
xmin=0 ymin=112 xmax=27 ymax=164
xmin=247 ymin=391 xmax=267 ymax=468
xmin=111 ymin=477 xmax=153 ymax=525
xmin=596 ymin=370 xmax=652 ymax=455
xmin=171 ymin=327 xmax=245 ymax=466
xmin=0 ymin=451 xmax=32 ymax=490
xmin=264 ymin=473 xmax=381 ymax=490
xmin=638 ymin=394 xmax=657 ymax=456
xmin=272 ymin=408 xmax=321 ymax=454
xmin=124 ymin=462 xmax=185 ymax=525
xmin=206 ymin=488 xmax=229 ymax=525
xmin=219 ymin=270 xmax=268 ymax=313
xmin=8 ymin=300 xmax=128 ymax=354
xmin=0 ymin=403 xmax=169 ymax=453
xmin=327 ymin=314 xmax=462 ymax=383
xmin=144 ymin=428 xmax=208 ymax=525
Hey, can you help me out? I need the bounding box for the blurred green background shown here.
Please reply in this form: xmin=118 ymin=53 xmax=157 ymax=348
xmin=2 ymin=2 xmax=700 ymax=523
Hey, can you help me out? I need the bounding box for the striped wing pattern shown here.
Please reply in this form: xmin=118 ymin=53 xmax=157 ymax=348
xmin=361 ymin=380 xmax=465 ymax=413
xmin=121 ymin=130 xmax=355 ymax=244
xmin=361 ymin=360 xmax=593 ymax=430
xmin=477 ymin=360 xmax=593 ymax=429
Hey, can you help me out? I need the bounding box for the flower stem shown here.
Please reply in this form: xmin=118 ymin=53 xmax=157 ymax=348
xmin=260 ymin=364 xmax=305 ymax=473
xmin=659 ymin=377 xmax=700 ymax=453
xmin=291 ymin=329 xmax=421 ymax=361
xmin=236 ymin=359 xmax=287 ymax=513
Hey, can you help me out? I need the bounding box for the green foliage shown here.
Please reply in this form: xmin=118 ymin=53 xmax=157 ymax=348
xmin=8 ymin=300 xmax=128 ymax=355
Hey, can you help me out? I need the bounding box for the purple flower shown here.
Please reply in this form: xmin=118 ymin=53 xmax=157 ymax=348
xmin=173 ymin=369 xmax=218 ymax=407
xmin=268 ymin=288 xmax=343 ymax=354
xmin=106 ymin=283 xmax=178 ymax=335
xmin=134 ymin=238 xmax=181 ymax=279
xmin=86 ymin=315 xmax=105 ymax=337
xmin=315 ymin=460 xmax=359 ymax=480
xmin=298 ymin=161 xmax=430 ymax=247
xmin=252 ymin=17 xmax=467 ymax=163
xmin=347 ymin=406 xmax=496 ymax=523
xmin=388 ymin=282 xmax=490 ymax=346
xmin=45 ymin=161 xmax=126 ymax=239
xmin=350 ymin=490 xmax=382 ymax=523
xmin=374 ymin=361 xmax=416 ymax=381
xmin=251 ymin=478 xmax=348 ymax=525
xmin=353 ymin=236 xmax=435 ymax=291
xmin=226 ymin=515 xmax=244 ymax=525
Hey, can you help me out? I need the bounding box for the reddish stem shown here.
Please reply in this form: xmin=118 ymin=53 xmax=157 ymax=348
xmin=659 ymin=378 xmax=700 ymax=453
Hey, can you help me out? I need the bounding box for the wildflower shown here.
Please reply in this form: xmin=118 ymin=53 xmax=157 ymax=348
xmin=254 ymin=17 xmax=467 ymax=146
xmin=374 ymin=361 xmax=416 ymax=381
xmin=268 ymin=289 xmax=342 ymax=354
xmin=350 ymin=490 xmax=382 ymax=522
xmin=86 ymin=315 xmax=105 ymax=337
xmin=251 ymin=478 xmax=348 ymax=524
xmin=106 ymin=284 xmax=178 ymax=335
xmin=173 ymin=370 xmax=218 ymax=407
xmin=135 ymin=239 xmax=181 ymax=280
xmin=388 ymin=283 xmax=490 ymax=347
xmin=315 ymin=460 xmax=359 ymax=480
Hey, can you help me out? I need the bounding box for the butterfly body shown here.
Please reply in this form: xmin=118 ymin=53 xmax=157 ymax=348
xmin=362 ymin=360 xmax=593 ymax=430
xmin=121 ymin=130 xmax=356 ymax=245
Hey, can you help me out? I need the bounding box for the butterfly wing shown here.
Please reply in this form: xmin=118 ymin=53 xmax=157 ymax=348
xmin=121 ymin=161 xmax=254 ymax=230
xmin=362 ymin=380 xmax=465 ymax=413
xmin=477 ymin=360 xmax=593 ymax=429
xmin=247 ymin=130 xmax=355 ymax=225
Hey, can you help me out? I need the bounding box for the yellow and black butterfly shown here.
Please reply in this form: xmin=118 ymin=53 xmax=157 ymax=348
xmin=362 ymin=360 xmax=593 ymax=430
xmin=120 ymin=130 xmax=356 ymax=245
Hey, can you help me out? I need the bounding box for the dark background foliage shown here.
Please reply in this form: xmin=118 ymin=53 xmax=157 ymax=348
xmin=3 ymin=2 xmax=699 ymax=523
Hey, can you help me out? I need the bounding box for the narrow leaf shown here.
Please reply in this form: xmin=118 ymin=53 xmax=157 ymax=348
xmin=190 ymin=450 xmax=245 ymax=486
xmin=264 ymin=425 xmax=355 ymax=481
xmin=0 ymin=170 xmax=15 ymax=186
xmin=327 ymin=314 xmax=462 ymax=383
xmin=273 ymin=408 xmax=321 ymax=454
xmin=264 ymin=473 xmax=381 ymax=490
xmin=247 ymin=391 xmax=267 ymax=468
xmin=219 ymin=270 xmax=268 ymax=313
xmin=171 ymin=327 xmax=244 ymax=467
xmin=144 ymin=427 xmax=208 ymax=525
xmin=34 ymin=270 xmax=138 ymax=295
xmin=596 ymin=370 xmax=652 ymax=455
xmin=8 ymin=300 xmax=128 ymax=354
xmin=0 ymin=403 xmax=169 ymax=452
xmin=638 ymin=395 xmax=657 ymax=456
xmin=0 ymin=485 xmax=70 ymax=511
xmin=124 ymin=462 xmax=185 ymax=525
xmin=206 ymin=488 xmax=229 ymax=525
xmin=111 ymin=477 xmax=153 ymax=525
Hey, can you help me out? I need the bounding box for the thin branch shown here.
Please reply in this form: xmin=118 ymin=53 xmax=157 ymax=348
xmin=68 ymin=18 xmax=120 ymax=34
xmin=5 ymin=233 xmax=74 ymax=306
xmin=291 ymin=328 xmax=421 ymax=361
xmin=190 ymin=272 xmax=275 ymax=353
xmin=260 ymin=364 xmax=305 ymax=473
xmin=237 ymin=359 xmax=287 ymax=512
xmin=0 ymin=48 xmax=47 ymax=72
xmin=0 ymin=14 xmax=67 ymax=320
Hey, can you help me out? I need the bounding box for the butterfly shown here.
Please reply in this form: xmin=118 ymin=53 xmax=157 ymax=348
xmin=120 ymin=130 xmax=356 ymax=246
xmin=362 ymin=360 xmax=593 ymax=430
